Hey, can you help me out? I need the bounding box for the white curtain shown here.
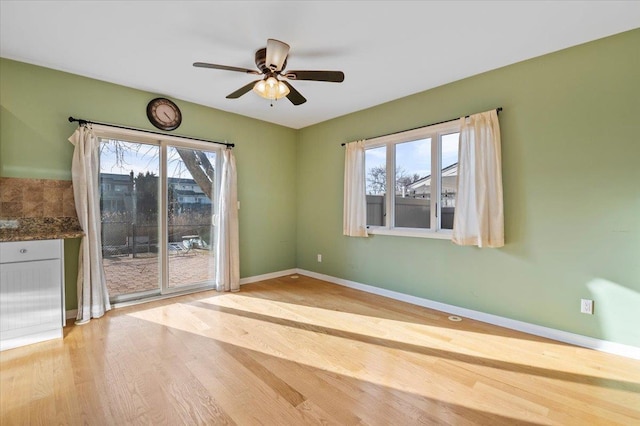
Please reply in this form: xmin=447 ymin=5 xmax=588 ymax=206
xmin=215 ymin=148 xmax=240 ymax=291
xmin=343 ymin=140 xmax=369 ymax=237
xmin=69 ymin=126 xmax=111 ymax=324
xmin=452 ymin=110 xmax=504 ymax=248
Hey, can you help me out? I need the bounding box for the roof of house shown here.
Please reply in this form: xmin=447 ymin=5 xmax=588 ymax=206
xmin=408 ymin=163 xmax=458 ymax=189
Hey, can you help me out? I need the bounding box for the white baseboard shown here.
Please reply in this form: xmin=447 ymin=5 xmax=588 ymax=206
xmin=239 ymin=269 xmax=298 ymax=285
xmin=65 ymin=309 xmax=77 ymax=323
xmin=64 ymin=268 xmax=639 ymax=360
xmin=1 ymin=328 xmax=63 ymax=351
xmin=296 ymin=269 xmax=640 ymax=360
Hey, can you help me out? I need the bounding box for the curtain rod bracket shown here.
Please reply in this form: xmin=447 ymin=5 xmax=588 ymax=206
xmin=69 ymin=116 xmax=88 ymax=126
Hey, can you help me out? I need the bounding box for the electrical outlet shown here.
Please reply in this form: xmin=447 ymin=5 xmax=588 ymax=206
xmin=580 ymin=299 xmax=594 ymax=315
xmin=317 ymin=254 xmax=322 ymax=262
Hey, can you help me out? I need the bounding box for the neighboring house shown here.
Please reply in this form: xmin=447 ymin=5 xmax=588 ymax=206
xmin=99 ymin=173 xmax=211 ymax=214
xmin=168 ymin=177 xmax=212 ymax=212
xmin=408 ymin=162 xmax=458 ymax=207
xmin=100 ymin=173 xmax=134 ymax=212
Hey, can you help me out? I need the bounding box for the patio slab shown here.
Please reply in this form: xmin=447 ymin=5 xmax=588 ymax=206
xmin=103 ymin=250 xmax=214 ymax=296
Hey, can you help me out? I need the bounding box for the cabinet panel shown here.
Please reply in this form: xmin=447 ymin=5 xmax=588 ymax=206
xmin=0 ymin=239 xmax=61 ymax=263
xmin=0 ymin=239 xmax=65 ymax=351
xmin=0 ymin=259 xmax=63 ymax=335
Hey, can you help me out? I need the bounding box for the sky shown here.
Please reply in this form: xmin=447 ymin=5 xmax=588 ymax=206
xmin=99 ymin=139 xmax=216 ymax=179
xmin=101 ymin=134 xmax=457 ymax=190
xmin=365 ymin=133 xmax=459 ymax=192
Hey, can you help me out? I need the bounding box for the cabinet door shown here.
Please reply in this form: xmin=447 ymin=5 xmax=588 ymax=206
xmin=0 ymin=259 xmax=63 ymax=340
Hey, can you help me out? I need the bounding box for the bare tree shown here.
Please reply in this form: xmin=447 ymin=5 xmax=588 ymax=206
xmin=367 ymin=165 xmax=387 ymax=195
xmin=175 ymin=148 xmax=215 ymax=200
xmin=101 ymin=140 xmax=215 ymax=201
xmin=367 ymin=166 xmax=422 ymax=195
xmin=396 ymin=173 xmax=422 ymax=193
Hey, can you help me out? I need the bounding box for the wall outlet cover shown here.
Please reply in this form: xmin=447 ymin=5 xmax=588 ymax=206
xmin=581 ymin=299 xmax=594 ymax=315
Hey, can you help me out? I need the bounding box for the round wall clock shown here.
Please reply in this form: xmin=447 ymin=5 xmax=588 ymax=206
xmin=146 ymin=97 xmax=182 ymax=131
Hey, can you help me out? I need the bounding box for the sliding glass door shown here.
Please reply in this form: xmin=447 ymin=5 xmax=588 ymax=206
xmin=99 ymin=137 xmax=220 ymax=303
xmin=166 ymin=146 xmax=217 ymax=290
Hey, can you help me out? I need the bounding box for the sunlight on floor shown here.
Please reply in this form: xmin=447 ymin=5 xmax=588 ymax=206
xmin=126 ymin=291 xmax=640 ymax=424
xmin=187 ymin=293 xmax=636 ymax=377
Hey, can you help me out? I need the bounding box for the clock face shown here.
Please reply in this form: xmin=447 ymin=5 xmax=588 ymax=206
xmin=146 ymin=98 xmax=182 ymax=131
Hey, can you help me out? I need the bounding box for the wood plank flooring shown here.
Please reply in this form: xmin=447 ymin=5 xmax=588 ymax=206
xmin=1 ymin=274 xmax=639 ymax=425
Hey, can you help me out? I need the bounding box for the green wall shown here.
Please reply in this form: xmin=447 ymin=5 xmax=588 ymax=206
xmin=2 ymin=30 xmax=639 ymax=348
xmin=0 ymin=58 xmax=298 ymax=310
xmin=296 ymin=29 xmax=640 ymax=347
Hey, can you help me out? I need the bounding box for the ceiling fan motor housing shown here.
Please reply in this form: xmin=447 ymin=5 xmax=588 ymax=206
xmin=255 ymin=48 xmax=287 ymax=74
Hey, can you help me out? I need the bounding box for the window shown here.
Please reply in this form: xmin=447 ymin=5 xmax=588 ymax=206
xmin=364 ymin=120 xmax=459 ymax=238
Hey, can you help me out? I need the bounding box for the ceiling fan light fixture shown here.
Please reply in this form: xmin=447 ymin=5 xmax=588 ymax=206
xmin=253 ymin=76 xmax=289 ymax=100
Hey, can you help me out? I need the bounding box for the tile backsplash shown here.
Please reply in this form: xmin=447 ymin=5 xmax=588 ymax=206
xmin=0 ymin=177 xmax=77 ymax=218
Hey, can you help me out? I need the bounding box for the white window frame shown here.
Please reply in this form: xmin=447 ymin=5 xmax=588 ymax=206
xmin=365 ymin=120 xmax=460 ymax=239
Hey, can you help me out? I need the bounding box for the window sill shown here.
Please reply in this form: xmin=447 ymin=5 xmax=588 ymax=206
xmin=367 ymin=227 xmax=453 ymax=240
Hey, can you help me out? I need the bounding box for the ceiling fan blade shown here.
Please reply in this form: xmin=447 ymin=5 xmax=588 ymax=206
xmin=282 ymin=81 xmax=306 ymax=105
xmin=266 ymin=39 xmax=290 ymax=72
xmin=193 ymin=62 xmax=260 ymax=75
xmin=284 ymin=70 xmax=345 ymax=82
xmin=226 ymin=80 xmax=261 ymax=99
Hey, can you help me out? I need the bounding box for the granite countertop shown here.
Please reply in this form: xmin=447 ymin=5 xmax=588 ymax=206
xmin=0 ymin=217 xmax=84 ymax=242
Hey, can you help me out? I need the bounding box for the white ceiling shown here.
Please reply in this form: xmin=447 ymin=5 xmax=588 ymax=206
xmin=1 ymin=1 xmax=639 ymax=129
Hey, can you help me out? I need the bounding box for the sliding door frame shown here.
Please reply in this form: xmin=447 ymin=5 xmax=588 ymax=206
xmin=93 ymin=124 xmax=225 ymax=301
xmin=160 ymin=140 xmax=221 ymax=295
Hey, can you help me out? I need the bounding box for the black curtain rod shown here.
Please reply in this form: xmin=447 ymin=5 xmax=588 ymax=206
xmin=341 ymin=107 xmax=502 ymax=146
xmin=68 ymin=116 xmax=234 ymax=148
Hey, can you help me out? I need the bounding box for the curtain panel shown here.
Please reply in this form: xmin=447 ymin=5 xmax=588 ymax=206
xmin=452 ymin=110 xmax=504 ymax=248
xmin=215 ymin=148 xmax=240 ymax=291
xmin=343 ymin=140 xmax=369 ymax=237
xmin=69 ymin=126 xmax=111 ymax=324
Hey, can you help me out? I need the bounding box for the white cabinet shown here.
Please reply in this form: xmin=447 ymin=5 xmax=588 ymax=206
xmin=0 ymin=239 xmax=65 ymax=351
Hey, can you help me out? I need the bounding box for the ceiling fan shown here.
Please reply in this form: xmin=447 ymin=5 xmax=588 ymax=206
xmin=193 ymin=39 xmax=345 ymax=106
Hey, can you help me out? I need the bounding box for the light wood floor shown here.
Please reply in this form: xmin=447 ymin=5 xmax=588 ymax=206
xmin=1 ymin=275 xmax=639 ymax=425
